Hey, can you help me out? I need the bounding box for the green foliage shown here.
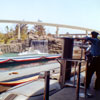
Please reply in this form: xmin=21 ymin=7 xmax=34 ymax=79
xmin=0 ymin=21 xmax=46 ymax=44
xmin=21 ymin=33 xmax=27 ymax=40
xmin=0 ymin=33 xmax=5 ymax=43
xmin=14 ymin=24 xmax=28 ymax=40
xmin=34 ymin=24 xmax=45 ymax=36
xmin=0 ymin=31 xmax=17 ymax=44
xmin=33 ymin=20 xmax=46 ymax=36
xmin=15 ymin=24 xmax=28 ymax=35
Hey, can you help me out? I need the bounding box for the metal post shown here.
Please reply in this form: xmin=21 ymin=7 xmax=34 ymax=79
xmin=73 ymin=62 xmax=78 ymax=86
xmin=76 ymin=42 xmax=84 ymax=100
xmin=76 ymin=62 xmax=81 ymax=100
xmin=84 ymin=60 xmax=88 ymax=98
xmin=44 ymin=71 xmax=50 ymax=100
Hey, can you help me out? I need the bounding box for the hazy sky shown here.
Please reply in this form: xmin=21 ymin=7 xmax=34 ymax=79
xmin=0 ymin=0 xmax=100 ymax=33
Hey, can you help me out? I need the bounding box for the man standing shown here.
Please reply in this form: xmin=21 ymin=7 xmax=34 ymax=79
xmin=85 ymin=31 xmax=100 ymax=90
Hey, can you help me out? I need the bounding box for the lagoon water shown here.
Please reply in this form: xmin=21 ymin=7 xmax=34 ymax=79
xmin=0 ymin=53 xmax=18 ymax=57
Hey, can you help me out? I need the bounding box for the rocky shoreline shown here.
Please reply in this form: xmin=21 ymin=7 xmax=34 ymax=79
xmin=0 ymin=43 xmax=23 ymax=53
xmin=0 ymin=33 xmax=83 ymax=60
xmin=0 ymin=36 xmax=63 ymax=54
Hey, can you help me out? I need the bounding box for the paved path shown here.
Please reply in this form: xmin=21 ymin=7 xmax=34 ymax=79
xmin=50 ymin=72 xmax=100 ymax=100
xmin=50 ymin=87 xmax=100 ymax=100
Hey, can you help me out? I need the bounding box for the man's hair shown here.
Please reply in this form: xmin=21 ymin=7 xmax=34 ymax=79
xmin=91 ymin=31 xmax=99 ymax=36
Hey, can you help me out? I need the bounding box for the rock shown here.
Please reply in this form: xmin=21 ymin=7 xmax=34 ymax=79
xmin=0 ymin=34 xmax=63 ymax=54
xmin=0 ymin=43 xmax=23 ymax=53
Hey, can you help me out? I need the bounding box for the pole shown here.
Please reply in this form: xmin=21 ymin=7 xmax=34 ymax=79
xmin=44 ymin=71 xmax=50 ymax=100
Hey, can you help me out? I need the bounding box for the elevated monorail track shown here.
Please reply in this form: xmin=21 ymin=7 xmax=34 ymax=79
xmin=0 ymin=19 xmax=100 ymax=32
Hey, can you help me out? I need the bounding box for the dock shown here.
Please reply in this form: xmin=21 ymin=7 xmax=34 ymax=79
xmin=50 ymin=87 xmax=100 ymax=100
xmin=0 ymin=60 xmax=100 ymax=100
xmin=0 ymin=37 xmax=100 ymax=100
xmin=49 ymin=72 xmax=100 ymax=100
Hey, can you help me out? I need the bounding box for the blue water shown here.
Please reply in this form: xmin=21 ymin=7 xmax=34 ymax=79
xmin=0 ymin=53 xmax=48 ymax=57
xmin=0 ymin=53 xmax=18 ymax=57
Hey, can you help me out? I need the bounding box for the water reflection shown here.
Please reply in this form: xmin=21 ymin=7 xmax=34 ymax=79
xmin=0 ymin=60 xmax=56 ymax=71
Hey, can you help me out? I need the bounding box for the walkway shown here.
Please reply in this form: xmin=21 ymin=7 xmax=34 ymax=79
xmin=50 ymin=87 xmax=100 ymax=100
xmin=50 ymin=73 xmax=100 ymax=100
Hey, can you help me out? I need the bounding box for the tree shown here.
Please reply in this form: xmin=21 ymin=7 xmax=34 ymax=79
xmin=5 ymin=26 xmax=9 ymax=33
xmin=15 ymin=24 xmax=28 ymax=40
xmin=33 ymin=20 xmax=46 ymax=36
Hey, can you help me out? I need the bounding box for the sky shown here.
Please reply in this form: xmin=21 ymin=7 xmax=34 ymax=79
xmin=0 ymin=0 xmax=100 ymax=34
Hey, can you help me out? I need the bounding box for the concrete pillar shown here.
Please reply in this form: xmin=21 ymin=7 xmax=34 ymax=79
xmin=18 ymin=24 xmax=21 ymax=40
xmin=86 ymin=30 xmax=88 ymax=36
xmin=56 ymin=27 xmax=59 ymax=37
